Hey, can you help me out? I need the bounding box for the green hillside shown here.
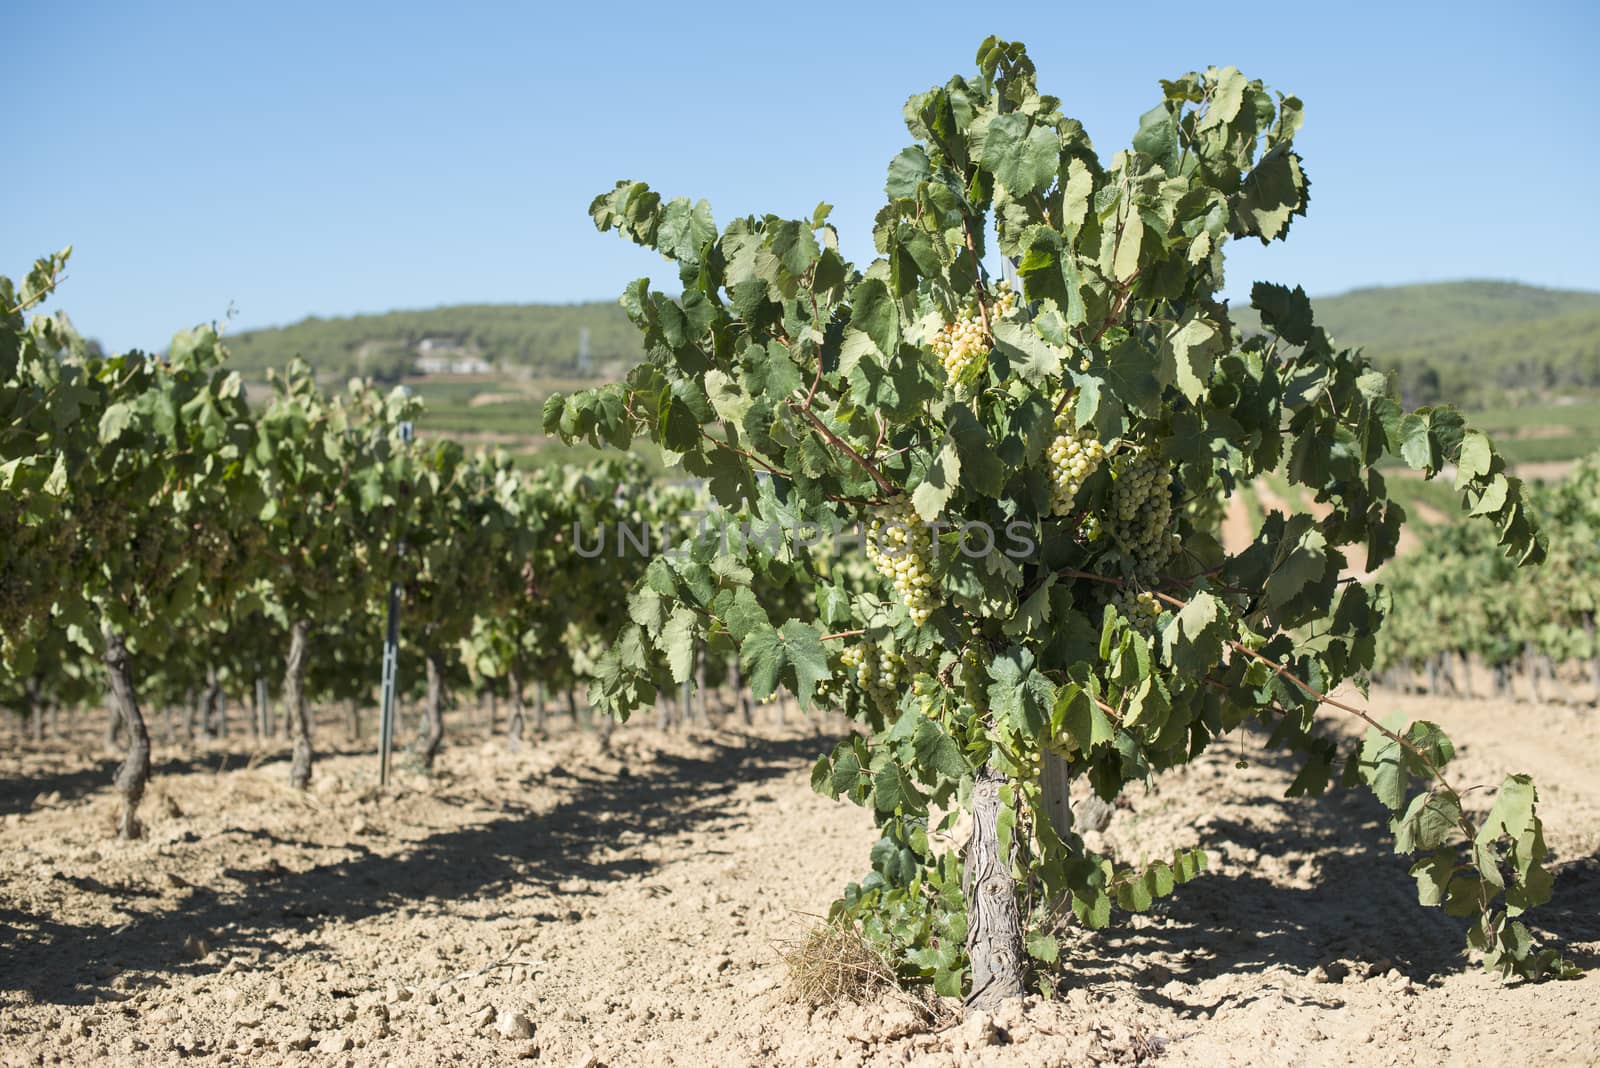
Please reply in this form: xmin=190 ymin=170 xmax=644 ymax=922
xmin=220 ymin=280 xmax=1600 ymax=469
xmin=1233 ymin=280 xmax=1600 ymax=406
xmin=223 ymin=302 xmax=645 ymax=381
xmin=228 ymin=281 xmax=1600 ymax=409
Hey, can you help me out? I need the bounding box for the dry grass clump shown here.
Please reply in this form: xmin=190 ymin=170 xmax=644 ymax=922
xmin=780 ymin=922 xmax=898 ymax=1007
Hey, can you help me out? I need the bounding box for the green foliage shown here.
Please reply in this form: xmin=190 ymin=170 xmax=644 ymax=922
xmin=552 ymin=38 xmax=1572 ymax=987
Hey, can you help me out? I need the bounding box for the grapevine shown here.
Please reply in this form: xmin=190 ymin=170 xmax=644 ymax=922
xmin=552 ymin=37 xmax=1574 ymax=1004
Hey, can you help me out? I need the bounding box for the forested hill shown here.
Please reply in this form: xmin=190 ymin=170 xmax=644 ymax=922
xmin=222 ymin=302 xmax=645 ymax=381
xmin=1234 ymin=280 xmax=1600 ymax=405
xmin=222 ymin=280 xmax=1600 ymax=407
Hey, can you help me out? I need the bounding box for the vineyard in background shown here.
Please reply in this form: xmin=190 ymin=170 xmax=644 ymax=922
xmin=1374 ymin=454 xmax=1600 ymax=703
xmin=2 ymin=257 xmax=821 ymax=841
xmin=1227 ymin=459 xmax=1600 ymax=704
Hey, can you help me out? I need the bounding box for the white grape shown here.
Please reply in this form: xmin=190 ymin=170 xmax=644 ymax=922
xmin=932 ymin=281 xmax=1017 ymax=390
xmin=866 ymin=499 xmax=940 ymax=626
xmin=1111 ymin=587 xmax=1162 ymax=635
xmin=1047 ymin=406 xmax=1106 ymax=516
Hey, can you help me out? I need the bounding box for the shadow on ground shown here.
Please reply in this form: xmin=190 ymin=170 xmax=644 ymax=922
xmin=0 ymin=740 xmax=380 ymax=817
xmin=1066 ymin=745 xmax=1598 ymax=1017
xmin=0 ymin=730 xmax=822 ymax=1007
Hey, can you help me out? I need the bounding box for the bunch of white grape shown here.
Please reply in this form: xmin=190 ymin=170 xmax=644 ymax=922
xmin=1111 ymin=587 xmax=1162 ymax=635
xmin=932 ymin=281 xmax=1017 ymax=389
xmin=1109 ymin=451 xmax=1176 ymax=574
xmin=866 ymin=499 xmax=939 ymax=626
xmin=840 ymin=642 xmax=906 ymax=716
xmin=1046 ymin=408 xmax=1106 ymax=515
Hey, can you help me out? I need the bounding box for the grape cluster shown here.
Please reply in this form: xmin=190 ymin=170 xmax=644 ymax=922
xmin=1109 ymin=451 xmax=1176 ymax=577
xmin=866 ymin=500 xmax=939 ymax=626
xmin=932 ymin=281 xmax=1017 ymax=390
xmin=1111 ymin=587 xmax=1162 ymax=635
xmin=840 ymin=642 xmax=906 ymax=717
xmin=1046 ymin=408 xmax=1106 ymax=516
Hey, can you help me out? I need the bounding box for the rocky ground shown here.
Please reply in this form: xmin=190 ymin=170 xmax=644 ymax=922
xmin=1 ymin=688 xmax=1596 ymax=1067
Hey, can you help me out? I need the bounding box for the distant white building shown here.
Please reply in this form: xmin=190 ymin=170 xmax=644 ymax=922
xmin=414 ymin=337 xmax=492 ymax=375
xmin=416 ymin=354 xmax=493 ymax=375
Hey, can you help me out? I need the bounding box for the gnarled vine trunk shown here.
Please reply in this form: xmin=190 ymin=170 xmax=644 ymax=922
xmin=533 ymin=680 xmax=547 ymax=733
xmin=1585 ymin=613 xmax=1599 ymax=706
xmin=253 ymin=676 xmax=268 ymax=738
xmin=964 ymin=762 xmax=1026 ymax=1012
xmin=202 ymin=664 xmax=224 ymax=738
xmin=102 ymin=624 xmax=150 ymax=840
xmin=728 ymin=656 xmax=751 ymax=725
xmin=25 ymin=676 xmax=44 ymax=745
xmin=184 ymin=687 xmax=200 ymax=740
xmin=694 ymin=649 xmax=708 ymax=726
xmin=506 ymin=666 xmax=525 ymax=749
xmin=285 ymin=618 xmax=314 ymax=789
xmin=104 ymin=701 xmax=124 ymax=753
xmin=419 ymin=648 xmax=446 ymax=770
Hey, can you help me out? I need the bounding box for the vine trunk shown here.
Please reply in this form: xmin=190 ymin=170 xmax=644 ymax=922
xmin=102 ymin=624 xmax=149 ymax=840
xmin=420 ymin=649 xmax=446 ymax=770
xmin=285 ymin=618 xmax=314 ymax=789
xmin=964 ymin=762 xmax=1027 ymax=1012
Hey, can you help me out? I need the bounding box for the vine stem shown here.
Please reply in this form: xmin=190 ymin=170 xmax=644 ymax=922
xmin=820 ymin=629 xmax=865 ymax=642
xmin=8 ymin=264 xmax=68 ymax=316
xmin=1057 ymin=564 xmax=1470 ymax=795
xmin=960 ymin=215 xmax=995 ymax=338
xmin=633 ymin=396 xmax=886 ymax=507
xmin=1215 ymin=631 xmax=1495 ymax=925
xmin=787 ymin=395 xmax=900 ymax=497
xmin=696 ymin=425 xmax=790 ymax=481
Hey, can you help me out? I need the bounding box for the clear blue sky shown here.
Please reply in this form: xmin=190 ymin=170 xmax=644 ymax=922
xmin=6 ymin=1 xmax=1595 ymax=353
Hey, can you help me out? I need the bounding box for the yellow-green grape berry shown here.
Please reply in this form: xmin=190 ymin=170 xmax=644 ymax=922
xmin=866 ymin=500 xmax=940 ymax=626
xmin=1110 ymin=452 xmax=1174 ymax=568
xmin=841 ymin=641 xmax=905 ymax=715
xmin=1046 ymin=407 xmax=1106 ymax=516
xmin=933 ymin=282 xmax=1018 ymax=390
xmin=1110 ymin=452 xmax=1161 ymax=523
xmin=933 ymin=315 xmax=986 ymax=388
xmin=991 ymin=279 xmax=1019 ymax=324
xmin=1112 ymin=588 xmax=1161 ymax=635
